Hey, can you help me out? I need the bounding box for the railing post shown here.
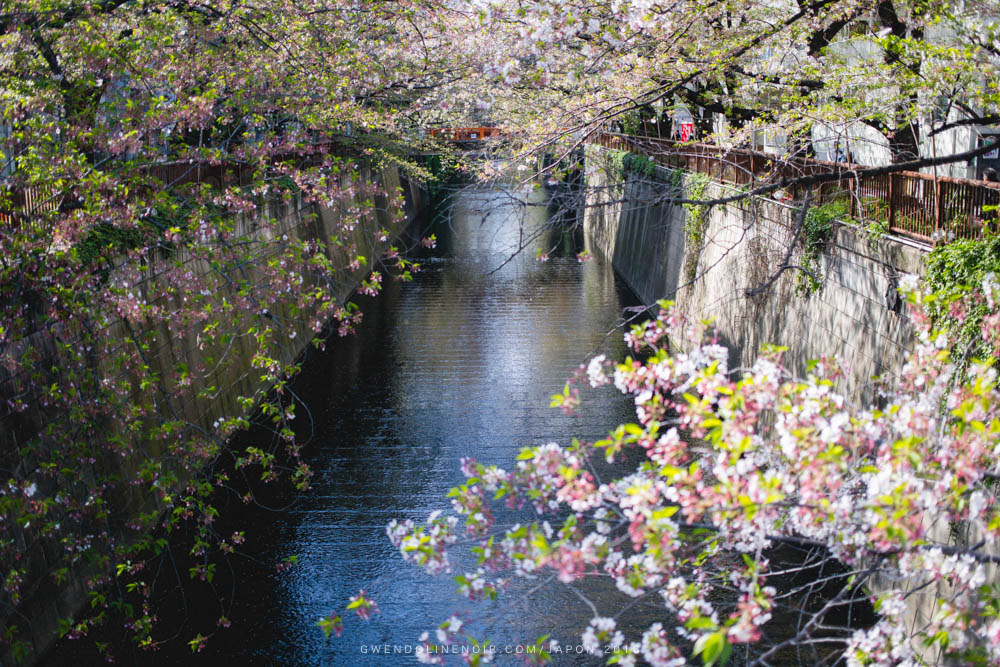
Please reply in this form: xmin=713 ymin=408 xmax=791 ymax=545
xmin=849 ymin=178 xmax=856 ymax=219
xmin=887 ymin=173 xmax=896 ymax=232
xmin=934 ymin=177 xmax=943 ymax=236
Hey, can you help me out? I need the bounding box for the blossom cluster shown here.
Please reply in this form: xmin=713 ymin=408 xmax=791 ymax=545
xmin=389 ymin=276 xmax=1000 ymax=665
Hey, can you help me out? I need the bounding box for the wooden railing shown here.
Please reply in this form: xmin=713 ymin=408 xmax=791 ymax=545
xmin=596 ymin=132 xmax=1000 ymax=244
xmin=0 ymin=184 xmax=61 ymax=226
xmin=6 ymin=130 xmax=997 ymax=245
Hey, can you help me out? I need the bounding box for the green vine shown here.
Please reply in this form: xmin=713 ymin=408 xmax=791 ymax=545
xmin=599 ymin=148 xmax=659 ymax=210
xmin=604 ymin=149 xmax=626 ymax=183
xmin=855 ymin=196 xmax=888 ymax=246
xmin=861 ymin=218 xmax=889 ymax=245
xmin=925 ymin=235 xmax=1000 ymax=363
xmin=795 ymin=199 xmax=848 ymax=297
xmin=681 ymin=172 xmax=711 ymax=285
xmin=604 ymin=149 xmax=657 ymax=181
xmin=622 ymin=152 xmax=658 ymax=179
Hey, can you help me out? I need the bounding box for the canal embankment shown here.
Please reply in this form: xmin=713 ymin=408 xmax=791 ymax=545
xmin=582 ymin=144 xmax=926 ymax=405
xmin=581 ymin=144 xmax=974 ymax=662
xmin=42 ymin=181 xmax=647 ymax=665
xmin=2 ymin=161 xmax=426 ymax=666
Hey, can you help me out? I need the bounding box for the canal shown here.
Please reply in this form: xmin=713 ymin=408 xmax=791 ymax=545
xmin=47 ymin=181 xmax=645 ymax=665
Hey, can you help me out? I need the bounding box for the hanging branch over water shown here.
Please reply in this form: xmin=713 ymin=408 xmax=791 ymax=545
xmin=5 ymin=0 xmax=1000 ymax=662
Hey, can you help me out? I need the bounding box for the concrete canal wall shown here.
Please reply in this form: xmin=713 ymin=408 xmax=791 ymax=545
xmin=583 ymin=145 xmax=962 ymax=659
xmin=0 ymin=162 xmax=426 ymax=665
xmin=582 ymin=144 xmax=926 ymax=405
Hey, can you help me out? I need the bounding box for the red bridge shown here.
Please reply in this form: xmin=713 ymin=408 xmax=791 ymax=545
xmin=427 ymin=127 xmax=502 ymax=141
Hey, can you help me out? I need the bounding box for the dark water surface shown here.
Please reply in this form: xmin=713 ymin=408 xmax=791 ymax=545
xmin=45 ymin=183 xmax=869 ymax=667
xmin=47 ymin=184 xmax=648 ymax=665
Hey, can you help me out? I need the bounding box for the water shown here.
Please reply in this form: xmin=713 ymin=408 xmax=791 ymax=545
xmin=46 ymin=183 xmax=646 ymax=665
xmin=45 ymin=180 xmax=876 ymax=667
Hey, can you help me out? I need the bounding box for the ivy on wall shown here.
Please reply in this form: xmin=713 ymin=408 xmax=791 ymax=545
xmin=795 ymin=199 xmax=848 ymax=297
xmin=604 ymin=149 xmax=657 ymax=181
xmin=623 ymin=152 xmax=658 ymax=178
xmin=681 ymin=172 xmax=711 ymax=286
xmin=924 ymin=235 xmax=1000 ymax=363
xmin=601 ymin=149 xmax=627 ymax=201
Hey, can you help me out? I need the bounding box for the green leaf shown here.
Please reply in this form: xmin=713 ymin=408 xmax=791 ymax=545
xmin=694 ymin=630 xmax=729 ymax=666
xmin=687 ymin=616 xmax=717 ymax=631
xmin=651 ymin=506 xmax=679 ymax=520
xmin=623 ymin=423 xmax=643 ymax=436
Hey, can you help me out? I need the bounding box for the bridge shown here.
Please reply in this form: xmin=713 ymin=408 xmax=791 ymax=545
xmin=427 ymin=126 xmax=502 ymax=141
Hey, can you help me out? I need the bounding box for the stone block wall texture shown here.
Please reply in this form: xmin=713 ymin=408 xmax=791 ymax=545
xmin=0 ymin=162 xmax=426 ymax=664
xmin=583 ymin=145 xmax=925 ymax=405
xmin=584 ymin=145 xmax=967 ymax=659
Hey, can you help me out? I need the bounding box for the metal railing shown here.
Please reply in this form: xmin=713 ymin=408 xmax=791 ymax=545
xmin=595 ymin=131 xmax=1000 ymax=244
xmin=0 ymin=148 xmax=343 ymax=227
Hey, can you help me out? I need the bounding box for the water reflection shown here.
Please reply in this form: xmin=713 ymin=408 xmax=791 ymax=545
xmin=43 ymin=178 xmax=865 ymax=666
xmin=274 ymin=185 xmax=639 ymax=665
xmin=131 ymin=182 xmax=639 ymax=665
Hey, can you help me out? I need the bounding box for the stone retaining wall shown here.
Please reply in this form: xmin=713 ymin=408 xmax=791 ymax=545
xmin=0 ymin=162 xmax=426 ymax=665
xmin=582 ymin=145 xmax=925 ymax=404
xmin=582 ymin=145 xmax=968 ymax=661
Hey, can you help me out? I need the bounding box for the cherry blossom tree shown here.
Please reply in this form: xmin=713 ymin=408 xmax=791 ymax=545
xmin=373 ymin=3 xmax=1000 ymax=662
xmin=462 ymin=0 xmax=1000 ymax=169
xmin=0 ymin=0 xmax=470 ymax=660
xmin=386 ymin=273 xmax=1000 ymax=666
xmin=4 ymin=0 xmax=1000 ymax=662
